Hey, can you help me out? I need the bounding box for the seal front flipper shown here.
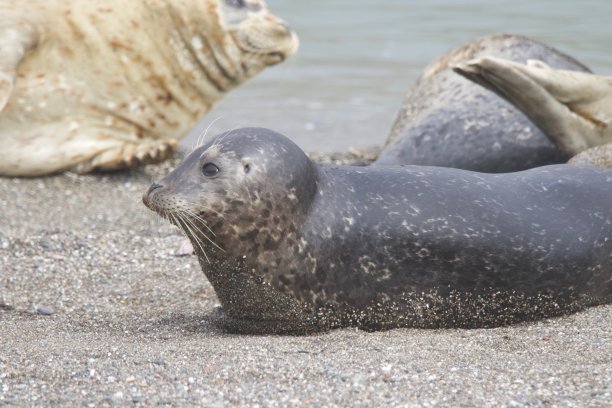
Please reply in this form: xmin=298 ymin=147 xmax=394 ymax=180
xmin=0 ymin=121 xmax=177 ymax=176
xmin=0 ymin=14 xmax=39 ymax=111
xmin=453 ymin=56 xmax=612 ymax=156
xmin=74 ymin=138 xmax=179 ymax=174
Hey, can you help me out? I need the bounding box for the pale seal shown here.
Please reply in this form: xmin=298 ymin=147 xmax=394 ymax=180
xmin=143 ymin=127 xmax=612 ymax=334
xmin=0 ymin=0 xmax=298 ymax=176
xmin=453 ymin=57 xmax=612 ymax=168
xmin=569 ymin=144 xmax=612 ymax=168
xmin=376 ymin=34 xmax=591 ymax=172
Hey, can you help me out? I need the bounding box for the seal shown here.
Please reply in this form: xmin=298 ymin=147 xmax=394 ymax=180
xmin=376 ymin=33 xmax=591 ymax=172
xmin=569 ymin=144 xmax=612 ymax=168
xmin=0 ymin=0 xmax=298 ymax=176
xmin=453 ymin=57 xmax=612 ymax=167
xmin=143 ymin=127 xmax=612 ymax=334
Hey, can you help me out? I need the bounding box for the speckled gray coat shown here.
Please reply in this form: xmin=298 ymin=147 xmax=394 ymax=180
xmin=377 ymin=34 xmax=591 ymax=172
xmin=145 ymin=128 xmax=612 ymax=333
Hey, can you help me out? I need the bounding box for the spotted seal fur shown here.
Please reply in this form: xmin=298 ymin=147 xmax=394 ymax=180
xmin=143 ymin=127 xmax=612 ymax=334
xmin=0 ymin=0 xmax=298 ymax=176
xmin=376 ymin=34 xmax=591 ymax=172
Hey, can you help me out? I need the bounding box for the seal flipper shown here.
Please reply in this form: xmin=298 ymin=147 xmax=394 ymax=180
xmin=0 ymin=121 xmax=178 ymax=176
xmin=453 ymin=57 xmax=612 ymax=156
xmin=72 ymin=137 xmax=178 ymax=174
xmin=569 ymin=143 xmax=612 ymax=168
xmin=0 ymin=15 xmax=39 ymax=111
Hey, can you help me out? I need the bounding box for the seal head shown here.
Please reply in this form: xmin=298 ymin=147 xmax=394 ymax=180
xmin=144 ymin=128 xmax=320 ymax=333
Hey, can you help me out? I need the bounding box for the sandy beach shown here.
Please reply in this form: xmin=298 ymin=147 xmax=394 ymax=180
xmin=0 ymin=158 xmax=610 ymax=407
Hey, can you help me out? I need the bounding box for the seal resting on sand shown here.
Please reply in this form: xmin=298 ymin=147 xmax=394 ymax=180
xmin=143 ymin=127 xmax=612 ymax=334
xmin=376 ymin=34 xmax=591 ymax=172
xmin=453 ymin=57 xmax=612 ymax=168
xmin=0 ymin=0 xmax=298 ymax=176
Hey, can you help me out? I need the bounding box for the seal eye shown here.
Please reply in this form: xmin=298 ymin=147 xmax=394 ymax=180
xmin=243 ymin=163 xmax=251 ymax=174
xmin=202 ymin=163 xmax=220 ymax=177
xmin=225 ymin=0 xmax=246 ymax=8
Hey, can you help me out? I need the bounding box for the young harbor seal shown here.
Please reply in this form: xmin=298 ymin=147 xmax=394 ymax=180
xmin=143 ymin=127 xmax=612 ymax=334
xmin=376 ymin=34 xmax=591 ymax=172
xmin=453 ymin=57 xmax=612 ymax=168
xmin=0 ymin=0 xmax=298 ymax=176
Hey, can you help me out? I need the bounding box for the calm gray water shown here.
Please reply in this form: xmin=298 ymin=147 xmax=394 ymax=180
xmin=185 ymin=0 xmax=612 ymax=152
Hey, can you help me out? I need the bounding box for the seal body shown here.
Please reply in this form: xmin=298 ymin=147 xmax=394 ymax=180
xmin=144 ymin=128 xmax=612 ymax=334
xmin=377 ymin=34 xmax=591 ymax=172
xmin=0 ymin=0 xmax=298 ymax=176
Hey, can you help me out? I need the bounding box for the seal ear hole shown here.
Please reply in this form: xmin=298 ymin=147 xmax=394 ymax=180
xmin=243 ymin=163 xmax=251 ymax=174
xmin=202 ymin=163 xmax=220 ymax=177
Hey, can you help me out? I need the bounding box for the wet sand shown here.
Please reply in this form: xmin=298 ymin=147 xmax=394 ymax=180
xmin=1 ymin=159 xmax=610 ymax=406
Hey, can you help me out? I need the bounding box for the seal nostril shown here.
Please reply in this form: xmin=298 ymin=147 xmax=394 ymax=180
xmin=147 ymin=182 xmax=163 ymax=195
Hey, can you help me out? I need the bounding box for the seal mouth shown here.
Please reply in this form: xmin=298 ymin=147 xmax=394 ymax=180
xmin=230 ymin=18 xmax=299 ymax=67
xmin=142 ymin=183 xmax=165 ymax=214
xmin=142 ymin=181 xmax=226 ymax=263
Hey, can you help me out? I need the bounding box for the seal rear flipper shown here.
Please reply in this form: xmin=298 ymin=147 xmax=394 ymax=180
xmin=453 ymin=56 xmax=611 ymax=156
xmin=0 ymin=14 xmax=39 ymax=112
xmin=0 ymin=123 xmax=177 ymax=176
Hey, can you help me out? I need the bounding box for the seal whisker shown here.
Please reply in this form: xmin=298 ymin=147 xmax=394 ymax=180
xmin=180 ymin=210 xmax=225 ymax=252
xmin=181 ymin=208 xmax=218 ymax=237
xmin=212 ymin=127 xmax=238 ymax=149
xmin=180 ymin=200 xmax=225 ymax=218
xmin=193 ymin=116 xmax=224 ymax=152
xmin=209 ymin=128 xmax=231 ymax=150
xmin=174 ymin=213 xmax=211 ymax=264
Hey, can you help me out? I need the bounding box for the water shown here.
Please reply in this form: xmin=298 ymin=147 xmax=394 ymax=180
xmin=185 ymin=0 xmax=612 ymax=152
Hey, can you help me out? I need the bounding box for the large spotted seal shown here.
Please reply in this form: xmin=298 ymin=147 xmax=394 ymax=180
xmin=0 ymin=0 xmax=297 ymax=176
xmin=143 ymin=127 xmax=612 ymax=334
xmin=453 ymin=57 xmax=612 ymax=168
xmin=376 ymin=34 xmax=591 ymax=172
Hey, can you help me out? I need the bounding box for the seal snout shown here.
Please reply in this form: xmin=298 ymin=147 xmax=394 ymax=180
xmin=147 ymin=182 xmax=163 ymax=195
xmin=142 ymin=182 xmax=164 ymax=209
